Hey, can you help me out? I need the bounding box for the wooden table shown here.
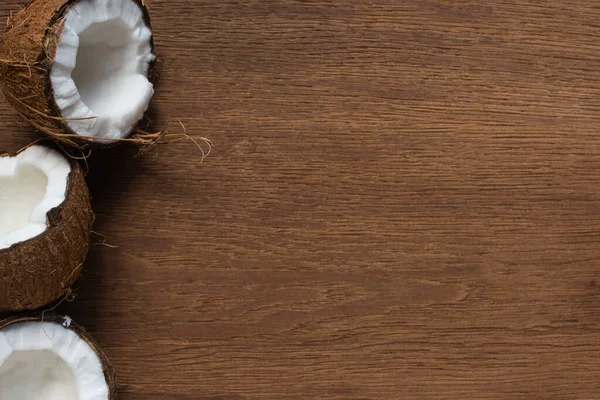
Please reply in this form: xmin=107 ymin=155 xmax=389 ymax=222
xmin=2 ymin=1 xmax=600 ymax=398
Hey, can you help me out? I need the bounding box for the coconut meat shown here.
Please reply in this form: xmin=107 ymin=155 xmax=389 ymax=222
xmin=0 ymin=320 xmax=108 ymax=400
xmin=0 ymin=146 xmax=70 ymax=250
xmin=51 ymin=0 xmax=155 ymax=142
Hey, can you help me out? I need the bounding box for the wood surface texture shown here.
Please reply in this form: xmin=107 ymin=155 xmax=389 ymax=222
xmin=2 ymin=0 xmax=600 ymax=398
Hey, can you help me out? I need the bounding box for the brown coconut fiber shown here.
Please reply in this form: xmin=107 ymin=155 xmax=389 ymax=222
xmin=0 ymin=0 xmax=157 ymax=149
xmin=0 ymin=148 xmax=93 ymax=312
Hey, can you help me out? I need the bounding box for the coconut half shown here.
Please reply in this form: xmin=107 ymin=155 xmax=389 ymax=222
xmin=0 ymin=0 xmax=156 ymax=146
xmin=0 ymin=145 xmax=93 ymax=312
xmin=0 ymin=314 xmax=116 ymax=399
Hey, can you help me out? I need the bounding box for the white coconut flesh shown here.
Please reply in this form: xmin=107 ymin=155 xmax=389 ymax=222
xmin=51 ymin=0 xmax=155 ymax=142
xmin=0 ymin=319 xmax=109 ymax=400
xmin=0 ymin=146 xmax=70 ymax=250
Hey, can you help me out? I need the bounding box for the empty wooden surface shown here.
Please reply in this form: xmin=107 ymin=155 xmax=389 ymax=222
xmin=2 ymin=0 xmax=600 ymax=398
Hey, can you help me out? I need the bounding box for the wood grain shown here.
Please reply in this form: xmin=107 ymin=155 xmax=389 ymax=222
xmin=2 ymin=1 xmax=600 ymax=398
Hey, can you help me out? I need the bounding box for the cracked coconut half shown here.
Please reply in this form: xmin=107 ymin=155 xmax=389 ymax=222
xmin=0 ymin=314 xmax=116 ymax=400
xmin=0 ymin=0 xmax=156 ymax=146
xmin=0 ymin=145 xmax=93 ymax=312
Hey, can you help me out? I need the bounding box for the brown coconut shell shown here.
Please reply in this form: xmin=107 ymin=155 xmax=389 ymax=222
xmin=0 ymin=313 xmax=117 ymax=399
xmin=0 ymin=0 xmax=157 ymax=149
xmin=0 ymin=146 xmax=93 ymax=312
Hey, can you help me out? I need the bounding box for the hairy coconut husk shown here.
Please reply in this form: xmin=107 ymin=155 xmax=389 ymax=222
xmin=0 ymin=0 xmax=157 ymax=149
xmin=0 ymin=313 xmax=117 ymax=399
xmin=0 ymin=147 xmax=93 ymax=312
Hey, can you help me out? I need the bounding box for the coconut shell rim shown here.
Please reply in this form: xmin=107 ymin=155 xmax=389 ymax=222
xmin=0 ymin=145 xmax=82 ymax=254
xmin=0 ymin=312 xmax=117 ymax=399
xmin=42 ymin=0 xmax=157 ymax=143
